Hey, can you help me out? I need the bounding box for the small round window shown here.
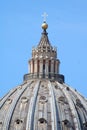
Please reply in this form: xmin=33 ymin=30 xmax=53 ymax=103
xmin=6 ymin=98 xmax=12 ymax=104
xmin=21 ymin=97 xmax=28 ymax=103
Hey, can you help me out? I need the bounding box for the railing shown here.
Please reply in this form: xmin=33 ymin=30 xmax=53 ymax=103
xmin=23 ymin=72 xmax=65 ymax=83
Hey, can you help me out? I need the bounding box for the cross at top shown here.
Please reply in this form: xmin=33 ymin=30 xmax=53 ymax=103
xmin=42 ymin=12 xmax=48 ymax=22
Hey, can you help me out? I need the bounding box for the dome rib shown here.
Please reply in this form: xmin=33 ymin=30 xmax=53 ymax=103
xmin=2 ymin=81 xmax=32 ymax=130
xmin=0 ymin=88 xmax=17 ymax=109
xmin=56 ymin=82 xmax=83 ymax=130
xmin=0 ymin=80 xmax=87 ymax=130
xmin=48 ymin=81 xmax=58 ymax=130
xmin=26 ymin=81 xmax=40 ymax=130
xmin=64 ymin=84 xmax=87 ymax=111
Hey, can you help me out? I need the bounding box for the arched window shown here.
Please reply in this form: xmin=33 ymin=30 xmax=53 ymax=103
xmin=0 ymin=122 xmax=2 ymax=128
xmin=43 ymin=64 xmax=45 ymax=74
xmin=49 ymin=60 xmax=51 ymax=73
xmin=62 ymin=119 xmax=71 ymax=128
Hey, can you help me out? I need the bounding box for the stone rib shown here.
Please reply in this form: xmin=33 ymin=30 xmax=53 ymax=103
xmin=64 ymin=83 xmax=87 ymax=111
xmin=2 ymin=81 xmax=32 ymax=130
xmin=48 ymin=81 xmax=58 ymax=130
xmin=26 ymin=80 xmax=40 ymax=130
xmin=57 ymin=82 xmax=81 ymax=130
xmin=0 ymin=88 xmax=17 ymax=109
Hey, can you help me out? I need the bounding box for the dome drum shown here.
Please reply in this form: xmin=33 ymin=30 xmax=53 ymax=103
xmin=23 ymin=73 xmax=64 ymax=83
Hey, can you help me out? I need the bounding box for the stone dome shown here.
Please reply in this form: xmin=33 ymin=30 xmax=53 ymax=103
xmin=0 ymin=22 xmax=87 ymax=130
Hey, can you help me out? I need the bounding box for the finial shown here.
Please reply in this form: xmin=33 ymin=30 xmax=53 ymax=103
xmin=42 ymin=12 xmax=48 ymax=22
xmin=41 ymin=12 xmax=48 ymax=30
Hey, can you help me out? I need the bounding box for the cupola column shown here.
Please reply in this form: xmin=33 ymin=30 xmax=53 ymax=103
xmin=57 ymin=60 xmax=60 ymax=73
xmin=45 ymin=59 xmax=49 ymax=78
xmin=34 ymin=59 xmax=38 ymax=77
xmin=39 ymin=59 xmax=43 ymax=78
xmin=51 ymin=60 xmax=54 ymax=78
xmin=55 ymin=60 xmax=59 ymax=74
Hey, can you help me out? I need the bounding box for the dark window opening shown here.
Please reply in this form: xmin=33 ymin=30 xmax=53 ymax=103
xmin=38 ymin=118 xmax=47 ymax=124
xmin=0 ymin=122 xmax=2 ymax=125
xmin=83 ymin=122 xmax=87 ymax=128
xmin=49 ymin=61 xmax=51 ymax=72
xmin=43 ymin=64 xmax=45 ymax=73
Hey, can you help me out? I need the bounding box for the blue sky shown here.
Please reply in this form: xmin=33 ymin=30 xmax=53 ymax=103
xmin=0 ymin=0 xmax=87 ymax=98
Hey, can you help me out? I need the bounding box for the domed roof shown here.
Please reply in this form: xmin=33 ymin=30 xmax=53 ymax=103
xmin=0 ymin=80 xmax=87 ymax=130
xmin=0 ymin=22 xmax=87 ymax=130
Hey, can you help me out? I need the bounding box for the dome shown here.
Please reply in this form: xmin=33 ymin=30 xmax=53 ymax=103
xmin=0 ymin=22 xmax=87 ymax=130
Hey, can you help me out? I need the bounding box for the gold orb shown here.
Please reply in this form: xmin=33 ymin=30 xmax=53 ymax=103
xmin=42 ymin=22 xmax=48 ymax=30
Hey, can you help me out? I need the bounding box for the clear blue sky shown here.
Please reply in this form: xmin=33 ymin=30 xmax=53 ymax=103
xmin=0 ymin=0 xmax=87 ymax=98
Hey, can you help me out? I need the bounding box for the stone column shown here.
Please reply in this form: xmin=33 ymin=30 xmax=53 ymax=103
xmin=55 ymin=60 xmax=58 ymax=79
xmin=55 ymin=60 xmax=58 ymax=74
xmin=51 ymin=60 xmax=54 ymax=79
xmin=39 ymin=59 xmax=43 ymax=78
xmin=55 ymin=60 xmax=60 ymax=79
xmin=45 ymin=59 xmax=49 ymax=78
xmin=34 ymin=59 xmax=38 ymax=78
xmin=57 ymin=60 xmax=60 ymax=74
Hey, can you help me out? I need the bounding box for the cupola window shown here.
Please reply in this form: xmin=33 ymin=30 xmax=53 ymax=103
xmin=76 ymin=99 xmax=83 ymax=107
xmin=55 ymin=85 xmax=58 ymax=89
xmin=62 ymin=119 xmax=71 ymax=127
xmin=38 ymin=118 xmax=47 ymax=124
xmin=59 ymin=96 xmax=65 ymax=102
xmin=58 ymin=96 xmax=68 ymax=104
xmin=0 ymin=122 xmax=2 ymax=127
xmin=39 ymin=96 xmax=47 ymax=103
xmin=21 ymin=97 xmax=28 ymax=104
xmin=43 ymin=64 xmax=45 ymax=74
xmin=6 ymin=98 xmax=12 ymax=104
